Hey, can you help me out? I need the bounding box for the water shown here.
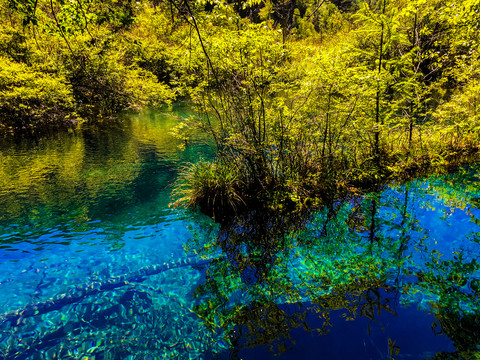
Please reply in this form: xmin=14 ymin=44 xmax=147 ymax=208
xmin=0 ymin=107 xmax=479 ymax=359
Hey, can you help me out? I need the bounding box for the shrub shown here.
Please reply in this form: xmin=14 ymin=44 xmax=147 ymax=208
xmin=0 ymin=25 xmax=32 ymax=63
xmin=61 ymin=35 xmax=175 ymax=116
xmin=0 ymin=57 xmax=79 ymax=131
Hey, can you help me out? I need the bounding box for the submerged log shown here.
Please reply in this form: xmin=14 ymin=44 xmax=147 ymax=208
xmin=0 ymin=256 xmax=212 ymax=326
xmin=3 ymin=289 xmax=154 ymax=360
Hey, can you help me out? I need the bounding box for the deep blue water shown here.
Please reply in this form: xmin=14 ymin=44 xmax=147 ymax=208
xmin=0 ymin=108 xmax=479 ymax=359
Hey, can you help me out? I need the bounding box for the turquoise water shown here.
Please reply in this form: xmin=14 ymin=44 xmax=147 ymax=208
xmin=0 ymin=107 xmax=479 ymax=359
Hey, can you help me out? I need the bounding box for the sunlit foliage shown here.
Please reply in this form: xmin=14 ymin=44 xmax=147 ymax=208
xmin=0 ymin=0 xmax=175 ymax=131
xmin=1 ymin=0 xmax=479 ymax=208
xmin=169 ymin=0 xmax=480 ymax=213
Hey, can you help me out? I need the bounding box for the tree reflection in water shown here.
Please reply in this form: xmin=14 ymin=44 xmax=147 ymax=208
xmin=187 ymin=178 xmax=480 ymax=358
xmin=188 ymin=197 xmax=399 ymax=357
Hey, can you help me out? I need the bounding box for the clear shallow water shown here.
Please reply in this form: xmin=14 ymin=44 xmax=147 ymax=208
xmin=0 ymin=108 xmax=479 ymax=359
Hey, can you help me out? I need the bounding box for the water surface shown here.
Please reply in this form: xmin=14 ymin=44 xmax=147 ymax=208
xmin=0 ymin=108 xmax=479 ymax=359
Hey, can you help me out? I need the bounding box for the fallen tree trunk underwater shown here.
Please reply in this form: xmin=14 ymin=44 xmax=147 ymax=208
xmin=0 ymin=256 xmax=212 ymax=326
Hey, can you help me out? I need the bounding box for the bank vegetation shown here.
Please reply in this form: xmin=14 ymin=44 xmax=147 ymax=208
xmin=1 ymin=0 xmax=479 ymax=215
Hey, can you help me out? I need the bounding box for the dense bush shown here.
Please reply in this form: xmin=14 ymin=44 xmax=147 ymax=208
xmin=0 ymin=57 xmax=78 ymax=131
xmin=169 ymin=0 xmax=480 ymax=213
xmin=0 ymin=0 xmax=176 ymax=130
xmin=62 ymin=38 xmax=174 ymax=116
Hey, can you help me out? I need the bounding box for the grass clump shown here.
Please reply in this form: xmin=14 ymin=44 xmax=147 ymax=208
xmin=171 ymin=160 xmax=246 ymax=221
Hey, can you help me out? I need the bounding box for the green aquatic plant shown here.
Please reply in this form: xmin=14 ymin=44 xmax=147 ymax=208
xmin=0 ymin=276 xmax=227 ymax=360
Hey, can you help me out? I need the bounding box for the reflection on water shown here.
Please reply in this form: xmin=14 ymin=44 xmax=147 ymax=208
xmin=187 ymin=171 xmax=480 ymax=359
xmin=0 ymin=105 xmax=212 ymax=254
xmin=1 ymin=107 xmax=480 ymax=358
